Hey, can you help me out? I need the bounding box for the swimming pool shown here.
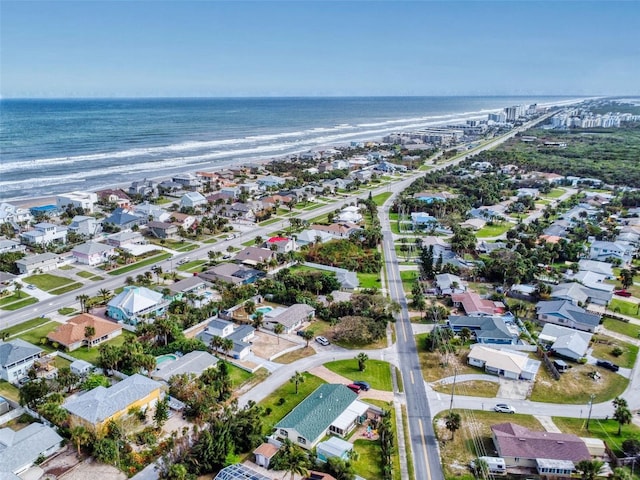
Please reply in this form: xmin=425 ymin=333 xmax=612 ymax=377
xmin=255 ymin=306 xmax=273 ymax=315
xmin=156 ymin=354 xmax=178 ymax=366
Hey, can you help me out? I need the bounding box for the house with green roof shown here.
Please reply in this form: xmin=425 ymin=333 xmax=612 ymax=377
xmin=274 ymin=384 xmax=371 ymax=449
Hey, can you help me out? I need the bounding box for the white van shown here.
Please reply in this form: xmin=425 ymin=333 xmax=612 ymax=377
xmin=471 ymin=457 xmax=507 ymax=475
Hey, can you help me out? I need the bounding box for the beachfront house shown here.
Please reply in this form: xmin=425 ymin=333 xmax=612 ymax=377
xmin=20 ymin=222 xmax=67 ymax=246
xmin=68 ymin=215 xmax=101 ymax=237
xmin=56 ymin=191 xmax=98 ymax=213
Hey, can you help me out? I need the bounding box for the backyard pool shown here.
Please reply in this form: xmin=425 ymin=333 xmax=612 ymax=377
xmin=255 ymin=306 xmax=273 ymax=315
xmin=156 ymin=354 xmax=178 ymax=366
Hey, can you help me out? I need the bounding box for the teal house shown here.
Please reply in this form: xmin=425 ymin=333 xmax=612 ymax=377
xmin=106 ymin=286 xmax=168 ymax=325
xmin=274 ymin=384 xmax=370 ymax=449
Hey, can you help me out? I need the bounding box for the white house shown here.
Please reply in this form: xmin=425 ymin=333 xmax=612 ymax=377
xmin=435 ymin=273 xmax=466 ymax=295
xmin=56 ymin=191 xmax=98 ymax=213
xmin=68 ymin=215 xmax=101 ymax=237
xmin=589 ymin=240 xmax=634 ymax=265
xmin=15 ymin=252 xmax=61 ymax=275
xmin=20 ymin=222 xmax=67 ymax=246
xmin=180 ymin=191 xmax=207 ymax=209
xmin=0 ymin=339 xmax=43 ymax=384
xmin=0 ymin=202 xmax=32 ymax=224
xmin=266 ymin=236 xmax=296 ymax=253
xmin=0 ymin=423 xmax=63 ymax=475
xmin=72 ymin=241 xmax=117 ymax=266
xmin=336 ymin=205 xmax=363 ymax=223
xmin=538 ymin=324 xmax=592 ymax=361
xmin=467 ymin=345 xmax=541 ymax=381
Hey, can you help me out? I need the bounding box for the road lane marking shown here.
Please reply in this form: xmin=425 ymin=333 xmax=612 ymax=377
xmin=410 ymin=370 xmax=415 ymax=384
xmin=401 ymin=317 xmax=408 ymax=342
xmin=418 ymin=418 xmax=433 ymax=480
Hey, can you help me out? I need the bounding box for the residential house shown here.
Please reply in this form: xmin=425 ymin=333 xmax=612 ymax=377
xmin=198 ymin=263 xmax=264 ymax=285
xmin=316 ymin=436 xmax=354 ymax=463
xmin=56 ymin=191 xmax=98 ymax=213
xmin=0 ymin=423 xmax=63 ymax=475
xmin=227 ymin=202 xmax=257 ymax=222
xmin=0 ymin=202 xmax=33 ymax=225
xmin=164 ymin=276 xmax=209 ymax=301
xmin=152 ymin=350 xmax=218 ymax=382
xmin=71 ymin=241 xmax=117 ymax=266
xmin=551 ymin=282 xmax=612 ymax=307
xmin=105 ymin=231 xmax=145 ymax=248
xmin=322 ymin=178 xmax=352 ymax=192
xmin=302 ymin=262 xmax=359 ymax=290
xmin=274 ymin=384 xmax=370 ymax=449
xmin=20 ymin=222 xmax=67 ymax=246
xmin=0 ymin=239 xmax=26 ymax=255
xmin=467 ymin=345 xmax=541 ymax=380
xmin=309 ymin=223 xmax=361 ymax=238
xmin=47 ymin=313 xmax=122 ymax=352
xmin=332 ymin=159 xmax=350 ymax=170
xmin=196 ymin=319 xmax=255 ymax=360
xmin=543 ymin=222 xmax=570 ymax=238
xmin=147 ymin=221 xmax=179 ymax=240
xmin=158 ymin=180 xmax=182 ymax=194
xmin=589 ymin=240 xmax=634 ymax=265
xmin=452 ymin=292 xmax=505 ymax=316
xmin=106 ymin=285 xmax=168 ymax=324
xmin=491 ymin=423 xmax=590 ymax=473
xmin=516 ymin=188 xmax=540 ymax=199
xmin=538 ymin=324 xmax=592 ymax=361
xmin=96 ymin=188 xmax=131 ymax=208
xmin=15 ymin=252 xmax=61 ymax=275
xmin=180 ymin=191 xmax=207 ymax=209
xmin=128 ymin=179 xmax=158 ymax=198
xmin=235 ymin=246 xmax=276 ymax=267
xmin=577 ymin=260 xmax=614 ymax=278
xmin=336 ymin=206 xmax=362 ymax=224
xmin=447 ymin=316 xmax=519 ymax=345
xmin=411 ymin=212 xmax=439 ymax=229
xmin=257 ymin=175 xmax=287 ymax=189
xmin=68 ymin=215 xmax=101 ymax=237
xmin=350 ymin=169 xmax=373 ymax=182
xmin=0 ymin=339 xmax=43 ymax=383
xmin=536 ymin=300 xmax=601 ymax=333
xmin=173 ymin=173 xmax=202 ymax=190
xmin=63 ymin=374 xmax=163 ymax=435
xmin=133 ymin=202 xmax=171 ymax=222
xmin=70 ymin=359 xmax=93 ymax=376
xmin=468 ymin=207 xmax=506 ymax=222
xmin=170 ymin=212 xmax=197 ymax=231
xmin=263 ymin=304 xmax=315 ymax=334
xmin=296 ymin=229 xmax=335 ymax=246
xmin=253 ymin=443 xmax=280 ymax=469
xmin=238 ymin=182 xmax=261 ymax=195
xmin=266 ymin=236 xmax=296 ymax=253
xmin=460 ymin=218 xmax=486 ymax=231
xmin=104 ymin=208 xmax=146 ymax=230
xmin=435 ymin=273 xmax=466 ymax=295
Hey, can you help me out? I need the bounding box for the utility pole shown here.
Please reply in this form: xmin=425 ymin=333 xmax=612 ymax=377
xmin=449 ymin=368 xmax=457 ymax=413
xmin=586 ymin=393 xmax=595 ymax=431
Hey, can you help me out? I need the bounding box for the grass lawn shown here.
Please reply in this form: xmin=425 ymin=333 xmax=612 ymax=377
xmin=1 ymin=297 xmax=39 ymax=310
xmin=176 ymin=260 xmax=207 ymax=272
xmin=603 ymin=317 xmax=640 ymax=339
xmin=0 ymin=380 xmax=20 ymax=402
xmin=67 ymin=331 xmax=136 ymax=364
xmin=258 ymin=373 xmax=326 ymax=435
xmin=259 ymin=218 xmax=282 ymax=226
xmin=590 ymin=334 xmax=638 ymax=369
xmin=432 ymin=380 xmax=499 ymax=398
xmin=0 ymin=317 xmax=51 ymax=338
xmin=108 ymin=252 xmax=172 ymax=275
xmin=544 ymin=188 xmax=566 ymax=199
xmin=372 ymin=192 xmax=392 ymax=206
xmin=53 ymin=356 xmax=72 ymax=370
xmin=552 ymin=416 xmax=640 ymax=457
xmin=357 ymin=272 xmax=382 ymax=289
xmin=434 ymin=409 xmax=543 ymax=480
xmin=274 ymin=346 xmax=316 ymax=364
xmin=415 ymin=335 xmax=480 ymax=382
xmin=610 ymin=298 xmax=640 ymax=319
xmin=360 ymin=399 xmax=401 ymax=480
xmin=16 ymin=322 xmax=58 ymax=352
xmin=529 ymin=361 xmax=628 ymax=404
xmin=48 ymin=282 xmax=83 ymax=295
xmin=57 ymin=307 xmax=77 ymax=316
xmin=400 ymin=270 xmax=419 ymax=292
xmin=23 ymin=273 xmax=73 ymax=291
xmin=0 ymin=292 xmax=35 ymax=306
xmin=324 ymin=359 xmax=394 ymax=391
xmin=77 ymin=271 xmax=103 ymax=280
xmin=401 ymin=405 xmax=414 ymax=480
xmin=228 ymin=363 xmax=255 ymax=389
xmin=475 ymin=223 xmax=512 ymax=238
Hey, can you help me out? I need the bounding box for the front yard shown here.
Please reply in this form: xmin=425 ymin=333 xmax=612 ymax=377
xmin=475 ymin=223 xmax=512 ymax=238
xmin=415 ymin=334 xmax=480 ymax=382
xmin=23 ymin=273 xmax=74 ymax=291
xmin=552 ymin=416 xmax=640 ymax=457
xmin=66 ymin=331 xmax=136 ymax=364
xmin=432 ymin=380 xmax=499 ymax=398
xmin=610 ymin=298 xmax=640 ymax=320
xmin=603 ymin=317 xmax=640 ymax=339
xmin=324 ymin=359 xmax=394 ymax=391
xmin=590 ymin=334 xmax=639 ymax=369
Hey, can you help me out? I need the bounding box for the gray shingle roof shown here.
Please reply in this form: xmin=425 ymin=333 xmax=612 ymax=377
xmin=0 ymin=423 xmax=63 ymax=474
xmin=269 ymin=304 xmax=314 ymax=329
xmin=62 ymin=374 xmax=162 ymax=424
xmin=0 ymin=339 xmax=43 ymax=368
xmin=536 ymin=300 xmax=601 ymax=328
xmin=447 ymin=316 xmax=515 ymax=341
xmin=275 ymin=384 xmax=357 ymax=443
xmin=152 ymin=351 xmax=218 ymax=382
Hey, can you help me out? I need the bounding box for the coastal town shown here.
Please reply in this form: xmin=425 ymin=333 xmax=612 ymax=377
xmin=1 ymin=98 xmax=640 ymax=480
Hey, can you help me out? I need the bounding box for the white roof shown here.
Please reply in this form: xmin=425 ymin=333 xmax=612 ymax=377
xmin=107 ymin=286 xmax=164 ymax=315
xmin=0 ymin=423 xmax=63 ymax=474
xmin=331 ymin=399 xmax=369 ymax=432
xmin=469 ymin=345 xmax=541 ymax=376
xmin=317 ymin=436 xmax=353 ymax=457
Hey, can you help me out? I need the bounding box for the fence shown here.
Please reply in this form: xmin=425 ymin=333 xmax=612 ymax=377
xmin=537 ymin=346 xmax=561 ymax=380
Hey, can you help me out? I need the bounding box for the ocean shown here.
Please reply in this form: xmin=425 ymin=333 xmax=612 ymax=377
xmin=0 ymin=96 xmax=582 ymax=202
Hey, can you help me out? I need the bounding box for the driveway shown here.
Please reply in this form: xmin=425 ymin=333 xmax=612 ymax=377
xmin=496 ymin=378 xmax=532 ymax=400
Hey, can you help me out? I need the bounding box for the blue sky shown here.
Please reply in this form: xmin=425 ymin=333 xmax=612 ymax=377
xmin=1 ymin=1 xmax=638 ymax=97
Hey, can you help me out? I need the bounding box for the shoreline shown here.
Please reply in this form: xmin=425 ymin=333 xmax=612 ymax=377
xmin=5 ymin=97 xmax=590 ymax=209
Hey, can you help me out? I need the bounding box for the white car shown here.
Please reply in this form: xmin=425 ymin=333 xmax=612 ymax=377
xmin=494 ymin=404 xmax=516 ymax=414
xmin=315 ymin=336 xmax=330 ymax=346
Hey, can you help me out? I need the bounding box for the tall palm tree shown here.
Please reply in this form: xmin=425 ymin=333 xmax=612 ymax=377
xmin=252 ymin=311 xmax=264 ymax=330
xmin=445 ymin=411 xmax=462 ymax=440
xmin=98 ymin=288 xmax=112 ymax=305
xmin=14 ymin=281 xmax=23 ymax=298
xmin=300 ymin=330 xmax=314 ymax=348
xmin=70 ymin=425 xmax=91 ymax=457
xmin=290 ymin=371 xmax=305 ymax=394
xmin=613 ymin=402 xmax=632 ymax=435
xmin=274 ymin=323 xmax=285 ymax=344
xmin=222 ymin=338 xmax=234 ymax=358
xmin=210 ymin=335 xmax=223 ymax=354
xmin=76 ymin=294 xmax=89 ymax=313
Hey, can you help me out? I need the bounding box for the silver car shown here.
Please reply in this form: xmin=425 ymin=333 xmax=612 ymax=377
xmin=494 ymin=404 xmax=516 ymax=414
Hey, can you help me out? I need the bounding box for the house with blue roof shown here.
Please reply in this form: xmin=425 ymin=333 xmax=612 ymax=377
xmin=536 ymin=300 xmax=601 ymax=333
xmin=104 ymin=207 xmax=146 ymax=230
xmin=274 ymin=384 xmax=371 ymax=449
xmin=411 ymin=212 xmax=439 ymax=229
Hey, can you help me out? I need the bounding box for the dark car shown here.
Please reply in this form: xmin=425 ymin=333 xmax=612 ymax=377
xmin=346 ymin=383 xmax=361 ymax=394
xmin=596 ymin=360 xmax=620 ymax=372
xmin=614 ymin=290 xmax=632 ymax=297
xmin=353 ymin=381 xmax=370 ymax=391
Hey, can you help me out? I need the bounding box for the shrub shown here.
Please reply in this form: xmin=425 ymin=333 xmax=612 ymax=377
xmin=577 ymin=357 xmax=588 ymax=364
xmin=277 ymin=397 xmax=286 ymax=406
xmin=611 ymin=346 xmax=624 ymax=357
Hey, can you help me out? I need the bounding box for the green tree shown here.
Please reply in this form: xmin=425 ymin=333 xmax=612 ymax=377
xmin=576 ymin=459 xmax=605 ymax=480
xmin=14 ymin=281 xmax=23 ymax=298
xmin=613 ymin=397 xmax=632 ymax=435
xmin=19 ymin=378 xmax=49 ymax=409
xmin=356 ymin=352 xmax=369 ymax=372
xmin=300 ymin=329 xmax=314 ymax=348
xmin=154 ymin=396 xmax=170 ymax=430
xmin=70 ymin=425 xmax=91 ymax=457
xmin=326 ymin=457 xmax=356 ymax=480
xmin=290 ymin=371 xmax=305 ymax=394
xmin=274 ymin=323 xmax=285 ymax=344
xmin=76 ymin=294 xmax=89 ymax=313
xmin=445 ymin=411 xmax=462 ymax=440
xmin=279 ymin=439 xmax=310 ymax=480
xmin=84 ymin=325 xmax=96 ymax=350
xmin=619 ymin=269 xmax=634 ymax=289
xmin=471 ymin=458 xmax=489 ymax=479
xmin=98 ymin=288 xmax=112 ymax=304
xmin=611 ymin=467 xmax=632 ymax=480
xmin=93 ymin=437 xmax=119 ymax=465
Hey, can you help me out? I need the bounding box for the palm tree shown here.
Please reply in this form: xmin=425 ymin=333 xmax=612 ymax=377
xmin=279 ymin=439 xmax=309 ymax=480
xmin=98 ymin=288 xmax=112 ymax=304
xmin=576 ymin=459 xmax=605 ymax=480
xmin=76 ymin=294 xmax=89 ymax=313
xmin=222 ymin=337 xmax=234 ymax=358
xmin=70 ymin=425 xmax=91 ymax=457
xmin=209 ymin=335 xmax=223 ymax=354
xmin=14 ymin=281 xmax=23 ymax=298
xmin=445 ymin=411 xmax=461 ymax=440
xmin=356 ymin=352 xmax=369 ymax=372
xmin=610 ymin=468 xmax=632 ymax=480
xmin=613 ymin=399 xmax=632 ymax=435
xmin=84 ymin=326 xmax=96 ymax=350
xmin=300 ymin=330 xmax=314 ymax=348
xmin=274 ymin=323 xmax=285 ymax=344
xmin=290 ymin=371 xmax=305 ymax=394
xmin=252 ymin=311 xmax=264 ymax=330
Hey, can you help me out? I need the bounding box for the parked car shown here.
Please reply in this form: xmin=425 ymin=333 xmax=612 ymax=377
xmin=494 ymin=404 xmax=516 ymax=414
xmin=346 ymin=383 xmax=361 ymax=394
xmin=596 ymin=360 xmax=620 ymax=372
xmin=614 ymin=290 xmax=632 ymax=297
xmin=315 ymin=336 xmax=330 ymax=346
xmin=353 ymin=381 xmax=370 ymax=391
xmin=26 ymin=284 xmax=35 ymax=290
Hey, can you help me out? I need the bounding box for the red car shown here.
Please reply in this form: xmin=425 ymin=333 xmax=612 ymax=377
xmin=346 ymin=383 xmax=361 ymax=394
xmin=614 ymin=290 xmax=632 ymax=297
